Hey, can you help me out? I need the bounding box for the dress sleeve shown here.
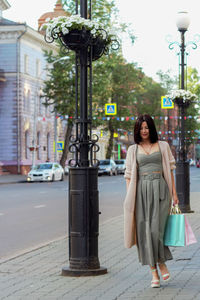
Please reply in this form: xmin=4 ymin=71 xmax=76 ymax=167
xmin=124 ymin=146 xmax=133 ymax=179
xmin=167 ymin=143 xmax=176 ymax=170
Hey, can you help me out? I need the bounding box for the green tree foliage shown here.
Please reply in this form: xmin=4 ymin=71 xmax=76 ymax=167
xmin=104 ymin=57 xmax=144 ymax=158
xmin=156 ymin=69 xmax=177 ymax=136
xmin=157 ymin=68 xmax=200 ymax=148
xmin=185 ymin=67 xmax=200 ymax=147
xmin=42 ymin=49 xmax=76 ymax=167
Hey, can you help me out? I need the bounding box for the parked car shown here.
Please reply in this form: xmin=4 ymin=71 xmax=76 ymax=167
xmin=27 ymin=162 xmax=64 ymax=182
xmin=64 ymin=162 xmax=70 ymax=175
xmin=114 ymin=159 xmax=126 ymax=174
xmin=98 ymin=159 xmax=118 ymax=176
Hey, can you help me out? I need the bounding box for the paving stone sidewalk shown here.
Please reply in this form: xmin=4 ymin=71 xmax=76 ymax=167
xmin=0 ymin=192 xmax=200 ymax=300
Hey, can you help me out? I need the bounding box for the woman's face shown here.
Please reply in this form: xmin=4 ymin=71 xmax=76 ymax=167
xmin=140 ymin=121 xmax=150 ymax=141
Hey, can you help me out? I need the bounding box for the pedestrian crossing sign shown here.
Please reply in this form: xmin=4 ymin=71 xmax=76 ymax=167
xmin=161 ymin=96 xmax=174 ymax=109
xmin=105 ymin=103 xmax=117 ymax=115
xmin=54 ymin=141 xmax=64 ymax=152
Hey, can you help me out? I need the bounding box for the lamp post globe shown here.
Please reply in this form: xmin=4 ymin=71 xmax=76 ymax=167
xmin=176 ymin=11 xmax=190 ymax=32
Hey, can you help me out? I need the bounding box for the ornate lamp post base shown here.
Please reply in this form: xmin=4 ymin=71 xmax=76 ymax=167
xmin=62 ymin=266 xmax=107 ymax=277
xmin=61 ymin=167 xmax=107 ymax=277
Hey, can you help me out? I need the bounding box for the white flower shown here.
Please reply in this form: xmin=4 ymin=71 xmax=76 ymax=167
xmin=167 ymin=89 xmax=198 ymax=102
xmin=62 ymin=28 xmax=69 ymax=35
xmin=44 ymin=15 xmax=119 ymax=47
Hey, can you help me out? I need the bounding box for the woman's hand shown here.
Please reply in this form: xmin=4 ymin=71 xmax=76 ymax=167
xmin=173 ymin=195 xmax=179 ymax=205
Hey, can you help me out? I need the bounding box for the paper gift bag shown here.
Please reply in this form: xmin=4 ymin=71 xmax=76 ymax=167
xmin=185 ymin=216 xmax=197 ymax=246
xmin=164 ymin=214 xmax=185 ymax=247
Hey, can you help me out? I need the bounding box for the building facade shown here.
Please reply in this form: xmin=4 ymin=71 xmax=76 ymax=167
xmin=0 ymin=0 xmax=58 ymax=174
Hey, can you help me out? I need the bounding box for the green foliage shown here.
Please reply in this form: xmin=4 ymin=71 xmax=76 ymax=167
xmin=42 ymin=49 xmax=76 ymax=117
xmin=156 ymin=69 xmax=177 ymax=93
xmin=157 ymin=67 xmax=200 ymax=147
xmin=185 ymin=67 xmax=200 ymax=146
xmin=62 ymin=0 xmax=116 ymax=27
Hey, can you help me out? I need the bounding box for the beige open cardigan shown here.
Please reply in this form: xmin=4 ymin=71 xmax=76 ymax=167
xmin=124 ymin=141 xmax=176 ymax=249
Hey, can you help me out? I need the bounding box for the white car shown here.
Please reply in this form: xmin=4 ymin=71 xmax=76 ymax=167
xmin=27 ymin=163 xmax=64 ymax=182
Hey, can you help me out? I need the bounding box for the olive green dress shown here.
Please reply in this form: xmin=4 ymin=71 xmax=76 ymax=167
xmin=136 ymin=150 xmax=173 ymax=266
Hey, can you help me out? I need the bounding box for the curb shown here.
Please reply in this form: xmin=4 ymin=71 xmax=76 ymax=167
xmin=0 ymin=235 xmax=67 ymax=264
xmin=0 ymin=180 xmax=27 ymax=185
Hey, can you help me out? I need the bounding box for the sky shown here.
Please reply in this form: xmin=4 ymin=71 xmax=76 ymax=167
xmin=3 ymin=0 xmax=200 ymax=82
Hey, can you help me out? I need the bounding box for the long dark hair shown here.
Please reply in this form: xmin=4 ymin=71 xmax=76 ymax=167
xmin=134 ymin=114 xmax=158 ymax=144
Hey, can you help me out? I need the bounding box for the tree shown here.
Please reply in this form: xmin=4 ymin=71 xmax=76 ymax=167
xmin=156 ymin=70 xmax=178 ymax=144
xmin=42 ymin=49 xmax=76 ymax=167
xmin=104 ymin=58 xmax=144 ymax=158
xmin=185 ymin=67 xmax=200 ymax=149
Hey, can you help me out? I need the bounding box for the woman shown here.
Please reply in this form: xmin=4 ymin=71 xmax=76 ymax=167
xmin=124 ymin=114 xmax=179 ymax=288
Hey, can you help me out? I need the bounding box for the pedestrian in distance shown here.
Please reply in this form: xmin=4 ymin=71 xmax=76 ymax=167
xmin=196 ymin=158 xmax=200 ymax=168
xmin=124 ymin=114 xmax=179 ymax=288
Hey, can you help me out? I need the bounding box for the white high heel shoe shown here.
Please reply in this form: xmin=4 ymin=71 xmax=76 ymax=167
xmin=158 ymin=263 xmax=171 ymax=282
xmin=151 ymin=268 xmax=160 ymax=288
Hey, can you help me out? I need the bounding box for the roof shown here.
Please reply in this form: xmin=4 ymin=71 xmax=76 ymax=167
xmin=0 ymin=0 xmax=11 ymax=11
xmin=0 ymin=17 xmax=24 ymax=26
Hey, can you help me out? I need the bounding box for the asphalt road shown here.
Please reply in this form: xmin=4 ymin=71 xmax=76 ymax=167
xmin=0 ymin=174 xmax=125 ymax=260
xmin=0 ymin=167 xmax=199 ymax=260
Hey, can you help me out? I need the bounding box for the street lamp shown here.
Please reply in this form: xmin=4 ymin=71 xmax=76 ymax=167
xmin=44 ymin=0 xmax=119 ymax=277
xmin=168 ymin=12 xmax=198 ymax=213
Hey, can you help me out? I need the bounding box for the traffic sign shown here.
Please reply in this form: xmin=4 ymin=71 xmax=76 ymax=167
xmin=105 ymin=103 xmax=117 ymax=115
xmin=54 ymin=141 xmax=64 ymax=152
xmin=161 ymin=96 xmax=174 ymax=109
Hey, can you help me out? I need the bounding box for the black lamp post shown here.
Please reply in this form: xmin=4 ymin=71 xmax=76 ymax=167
xmin=168 ymin=12 xmax=198 ymax=213
xmin=44 ymin=0 xmax=119 ymax=276
xmin=62 ymin=0 xmax=107 ymax=276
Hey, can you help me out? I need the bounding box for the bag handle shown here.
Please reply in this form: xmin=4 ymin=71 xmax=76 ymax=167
xmin=170 ymin=204 xmax=182 ymax=215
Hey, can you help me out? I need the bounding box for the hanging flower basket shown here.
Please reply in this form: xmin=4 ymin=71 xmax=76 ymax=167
xmin=43 ymin=15 xmax=119 ymax=56
xmin=166 ymin=89 xmax=198 ymax=108
xmin=60 ymin=29 xmax=92 ymax=50
xmin=90 ymin=37 xmax=107 ymax=61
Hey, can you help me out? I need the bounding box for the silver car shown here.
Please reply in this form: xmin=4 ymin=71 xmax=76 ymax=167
xmin=27 ymin=163 xmax=64 ymax=182
xmin=114 ymin=159 xmax=126 ymax=174
xmin=98 ymin=159 xmax=118 ymax=176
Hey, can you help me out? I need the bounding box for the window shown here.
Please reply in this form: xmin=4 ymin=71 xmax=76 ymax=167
xmin=25 ymin=130 xmax=30 ymax=159
xmin=24 ymin=89 xmax=31 ymax=112
xmin=37 ymin=131 xmax=41 ymax=160
xmin=27 ymin=90 xmax=31 ymax=112
xmin=45 ymin=98 xmax=48 ymax=116
xmin=24 ymin=55 xmax=29 ymax=74
xmin=36 ymin=59 xmax=41 ymax=77
xmin=38 ymin=93 xmax=43 ymax=115
xmin=23 ymin=88 xmax=27 ymax=111
xmin=47 ymin=133 xmax=51 ymax=161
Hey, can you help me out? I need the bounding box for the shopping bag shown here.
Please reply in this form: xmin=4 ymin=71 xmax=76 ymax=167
xmin=185 ymin=216 xmax=197 ymax=246
xmin=164 ymin=214 xmax=185 ymax=246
